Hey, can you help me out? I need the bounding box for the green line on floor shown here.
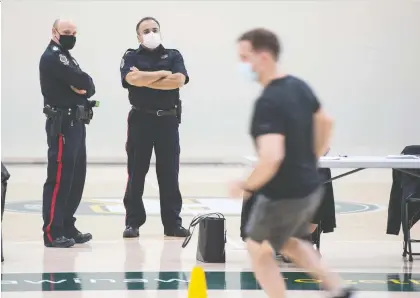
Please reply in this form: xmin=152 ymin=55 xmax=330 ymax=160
xmin=1 ymin=271 xmax=419 ymax=292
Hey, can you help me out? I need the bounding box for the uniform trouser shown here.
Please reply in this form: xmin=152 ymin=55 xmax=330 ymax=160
xmin=123 ymin=109 xmax=182 ymax=232
xmin=42 ymin=119 xmax=87 ymax=243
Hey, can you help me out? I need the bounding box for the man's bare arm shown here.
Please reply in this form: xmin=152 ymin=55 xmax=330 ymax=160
xmin=146 ymin=73 xmax=186 ymax=90
xmin=125 ymin=68 xmax=171 ymax=87
xmin=243 ymin=134 xmax=285 ymax=191
xmin=313 ymin=109 xmax=334 ymax=158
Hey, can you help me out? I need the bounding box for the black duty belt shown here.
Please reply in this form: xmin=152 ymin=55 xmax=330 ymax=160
xmin=131 ymin=106 xmax=176 ymax=116
xmin=44 ymin=105 xmax=87 ymax=120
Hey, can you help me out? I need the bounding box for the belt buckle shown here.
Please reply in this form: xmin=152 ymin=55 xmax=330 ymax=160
xmin=156 ymin=110 xmax=164 ymax=116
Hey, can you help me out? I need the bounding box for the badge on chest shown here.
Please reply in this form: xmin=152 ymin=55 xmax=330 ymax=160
xmin=59 ymin=54 xmax=69 ymax=65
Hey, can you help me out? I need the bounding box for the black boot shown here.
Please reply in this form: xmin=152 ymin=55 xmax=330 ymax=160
xmin=45 ymin=236 xmax=75 ymax=248
xmin=71 ymin=232 xmax=92 ymax=244
xmin=164 ymin=226 xmax=190 ymax=237
xmin=123 ymin=226 xmax=139 ymax=238
xmin=65 ymin=228 xmax=93 ymax=244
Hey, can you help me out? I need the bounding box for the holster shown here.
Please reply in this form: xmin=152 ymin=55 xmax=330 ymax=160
xmin=80 ymin=100 xmax=98 ymax=124
xmin=43 ymin=106 xmax=64 ymax=136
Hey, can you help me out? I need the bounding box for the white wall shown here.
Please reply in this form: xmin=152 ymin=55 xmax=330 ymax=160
xmin=1 ymin=0 xmax=419 ymax=163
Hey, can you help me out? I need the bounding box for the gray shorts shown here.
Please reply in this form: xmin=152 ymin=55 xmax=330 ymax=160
xmin=245 ymin=187 xmax=324 ymax=252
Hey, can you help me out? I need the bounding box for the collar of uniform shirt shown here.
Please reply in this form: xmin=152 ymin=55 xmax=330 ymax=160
xmin=138 ymin=44 xmax=165 ymax=53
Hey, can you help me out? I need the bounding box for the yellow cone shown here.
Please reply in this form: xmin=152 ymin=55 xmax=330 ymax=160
xmin=187 ymin=266 xmax=207 ymax=298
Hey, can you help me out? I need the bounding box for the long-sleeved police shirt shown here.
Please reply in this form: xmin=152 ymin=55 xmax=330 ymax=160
xmin=39 ymin=41 xmax=95 ymax=108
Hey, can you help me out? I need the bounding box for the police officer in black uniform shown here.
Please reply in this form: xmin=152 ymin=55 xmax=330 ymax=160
xmin=39 ymin=19 xmax=96 ymax=248
xmin=120 ymin=17 xmax=190 ymax=238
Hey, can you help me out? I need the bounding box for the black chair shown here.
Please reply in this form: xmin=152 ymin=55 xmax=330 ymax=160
xmin=401 ymin=169 xmax=420 ymax=262
xmin=311 ymin=168 xmax=337 ymax=252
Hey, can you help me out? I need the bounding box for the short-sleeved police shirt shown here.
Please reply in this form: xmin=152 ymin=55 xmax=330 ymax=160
xmin=120 ymin=45 xmax=189 ymax=110
xmin=250 ymin=75 xmax=322 ymax=200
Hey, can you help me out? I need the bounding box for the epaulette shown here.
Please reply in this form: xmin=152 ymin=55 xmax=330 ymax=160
xmin=50 ymin=45 xmax=62 ymax=53
xmin=168 ymin=48 xmax=180 ymax=53
xmin=123 ymin=48 xmax=136 ymax=56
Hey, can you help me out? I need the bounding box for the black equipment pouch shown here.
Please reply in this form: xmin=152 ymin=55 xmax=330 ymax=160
xmin=43 ymin=105 xmax=63 ymax=136
xmin=79 ymin=100 xmax=99 ymax=124
xmin=182 ymin=212 xmax=226 ymax=263
xmin=175 ymin=99 xmax=182 ymax=124
xmin=75 ymin=105 xmax=89 ymax=123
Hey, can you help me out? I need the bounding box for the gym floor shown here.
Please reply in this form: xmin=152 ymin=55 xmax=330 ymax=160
xmin=1 ymin=165 xmax=420 ymax=297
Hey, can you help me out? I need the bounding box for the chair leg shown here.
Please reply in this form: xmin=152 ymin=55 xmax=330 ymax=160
xmin=402 ymin=201 xmax=408 ymax=257
xmin=406 ymin=202 xmax=414 ymax=262
xmin=316 ymin=225 xmax=321 ymax=251
xmin=311 ymin=226 xmax=321 ymax=251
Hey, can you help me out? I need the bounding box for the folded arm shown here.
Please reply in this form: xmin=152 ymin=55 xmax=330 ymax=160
xmin=145 ymin=50 xmax=189 ymax=90
xmin=125 ymin=69 xmax=169 ymax=87
xmin=146 ymin=73 xmax=186 ymax=90
xmin=43 ymin=54 xmax=93 ymax=91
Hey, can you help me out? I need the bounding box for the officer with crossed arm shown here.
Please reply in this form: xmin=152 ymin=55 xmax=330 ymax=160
xmin=120 ymin=17 xmax=190 ymax=238
xmin=39 ymin=19 xmax=96 ymax=248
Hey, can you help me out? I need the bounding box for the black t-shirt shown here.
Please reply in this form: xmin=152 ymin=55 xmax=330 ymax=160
xmin=250 ymin=75 xmax=321 ymax=199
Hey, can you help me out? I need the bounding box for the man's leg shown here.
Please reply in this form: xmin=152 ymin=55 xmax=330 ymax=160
xmin=64 ymin=122 xmax=91 ymax=243
xmin=279 ymin=189 xmax=352 ymax=297
xmin=123 ymin=111 xmax=154 ymax=237
xmin=42 ymin=120 xmax=78 ymax=248
xmin=281 ymin=238 xmax=345 ymax=294
xmin=247 ymin=239 xmax=287 ymax=297
xmin=154 ymin=116 xmax=188 ymax=237
xmin=244 ymin=194 xmax=293 ymax=298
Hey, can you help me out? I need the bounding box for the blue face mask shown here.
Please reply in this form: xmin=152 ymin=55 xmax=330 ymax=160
xmin=238 ymin=62 xmax=258 ymax=81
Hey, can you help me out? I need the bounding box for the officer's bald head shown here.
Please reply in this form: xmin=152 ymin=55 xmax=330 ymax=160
xmin=52 ymin=19 xmax=77 ymax=38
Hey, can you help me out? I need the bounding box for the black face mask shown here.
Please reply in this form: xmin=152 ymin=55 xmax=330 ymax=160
xmin=59 ymin=35 xmax=76 ymax=50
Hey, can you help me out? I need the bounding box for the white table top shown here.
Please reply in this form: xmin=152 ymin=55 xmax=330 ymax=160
xmin=245 ymin=155 xmax=420 ymax=169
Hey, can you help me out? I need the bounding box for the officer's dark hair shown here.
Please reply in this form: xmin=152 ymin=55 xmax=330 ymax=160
xmin=136 ymin=17 xmax=160 ymax=34
xmin=237 ymin=28 xmax=281 ymax=61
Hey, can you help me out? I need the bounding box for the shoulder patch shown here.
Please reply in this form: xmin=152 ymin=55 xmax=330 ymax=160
xmin=121 ymin=48 xmax=136 ymax=68
xmin=59 ymin=54 xmax=69 ymax=65
xmin=52 ymin=46 xmax=60 ymax=52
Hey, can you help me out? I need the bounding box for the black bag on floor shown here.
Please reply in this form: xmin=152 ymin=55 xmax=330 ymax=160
xmin=182 ymin=213 xmax=226 ymax=263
